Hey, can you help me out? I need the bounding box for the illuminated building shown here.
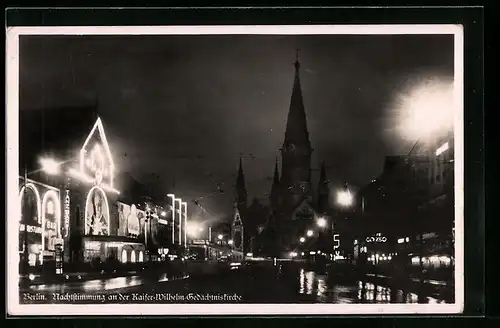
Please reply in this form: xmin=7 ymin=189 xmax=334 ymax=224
xmin=18 ymin=106 xmax=156 ymax=271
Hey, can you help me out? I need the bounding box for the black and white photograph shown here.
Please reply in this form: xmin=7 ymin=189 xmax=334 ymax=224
xmin=6 ymin=25 xmax=464 ymax=315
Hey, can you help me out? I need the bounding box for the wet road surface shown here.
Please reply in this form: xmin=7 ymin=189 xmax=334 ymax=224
xmin=20 ymin=263 xmax=452 ymax=304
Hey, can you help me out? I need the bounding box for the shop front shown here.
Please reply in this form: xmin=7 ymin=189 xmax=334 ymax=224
xmin=19 ymin=179 xmax=63 ymax=274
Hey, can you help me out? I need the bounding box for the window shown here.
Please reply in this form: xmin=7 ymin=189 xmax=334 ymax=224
xmin=139 ymin=251 xmax=144 ymax=262
xmin=121 ymin=249 xmax=128 ymax=263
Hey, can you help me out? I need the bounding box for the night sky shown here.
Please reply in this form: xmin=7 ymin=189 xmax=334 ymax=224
xmin=19 ymin=34 xmax=454 ymax=220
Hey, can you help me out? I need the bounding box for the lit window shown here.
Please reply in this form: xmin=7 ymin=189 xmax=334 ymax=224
xmin=139 ymin=251 xmax=144 ymax=262
xmin=436 ymin=142 xmax=449 ymax=156
xmin=121 ymin=249 xmax=128 ymax=263
xmin=130 ymin=251 xmax=136 ymax=263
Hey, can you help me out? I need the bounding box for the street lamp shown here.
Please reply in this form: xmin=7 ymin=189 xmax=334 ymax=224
xmin=336 ymin=189 xmax=354 ymax=208
xmin=316 ymin=217 xmax=327 ymax=228
xmin=306 ymin=230 xmax=314 ymax=237
xmin=299 ymin=237 xmax=306 ymax=243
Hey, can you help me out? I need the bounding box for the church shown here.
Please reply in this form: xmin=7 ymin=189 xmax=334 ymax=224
xmin=230 ymin=55 xmax=332 ymax=257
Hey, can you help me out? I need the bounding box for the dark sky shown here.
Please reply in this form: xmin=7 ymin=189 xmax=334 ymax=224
xmin=19 ymin=34 xmax=454 ymax=220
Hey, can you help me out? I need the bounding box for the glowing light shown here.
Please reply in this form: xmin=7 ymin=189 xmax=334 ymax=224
xmin=397 ymin=238 xmax=405 ymax=244
xmin=316 ymin=217 xmax=327 ymax=228
xmin=336 ymin=189 xmax=353 ymax=207
xmin=218 ymin=234 xmax=223 ymax=240
xmin=174 ymin=198 xmax=182 ymax=246
xmin=161 ymin=211 xmax=167 ymax=217
xmin=393 ymin=78 xmax=454 ymax=141
xmin=41 ymin=189 xmax=61 ymax=251
xmin=29 ymin=274 xmax=36 ymax=281
xmin=182 ymin=201 xmax=188 ymax=248
xmin=19 ymin=183 xmax=42 ymax=224
xmin=39 ymin=157 xmax=61 ymax=175
xmin=130 ymin=251 xmax=136 ymax=263
xmin=310 ymin=251 xmax=316 ymax=255
xmin=167 ymin=194 xmax=176 ymax=243
xmin=139 ymin=251 xmax=144 ymax=262
xmin=228 ymin=239 xmax=234 ymax=245
xmin=290 ymin=252 xmax=297 ymax=258
xmin=436 ymin=142 xmax=450 ymax=156
xmin=121 ymin=249 xmax=127 ymax=263
xmin=405 ymin=237 xmax=410 ymax=242
xmin=84 ymin=186 xmax=110 ymax=236
xmin=299 ymin=237 xmax=305 ymax=243
xmin=306 ymin=230 xmax=313 ymax=237
xmin=246 ymin=253 xmax=253 ymax=257
xmin=80 ymin=117 xmax=115 ymax=188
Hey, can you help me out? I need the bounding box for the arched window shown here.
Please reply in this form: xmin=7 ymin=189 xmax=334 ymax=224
xmin=138 ymin=251 xmax=144 ymax=262
xmin=130 ymin=251 xmax=136 ymax=263
xmin=121 ymin=249 xmax=127 ymax=263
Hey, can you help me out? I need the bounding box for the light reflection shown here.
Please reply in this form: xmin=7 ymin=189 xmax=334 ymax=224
xmin=305 ymin=271 xmax=314 ymax=295
xmin=298 ymin=269 xmax=305 ymax=294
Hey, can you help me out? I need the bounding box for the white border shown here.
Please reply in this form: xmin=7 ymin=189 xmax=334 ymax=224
xmin=6 ymin=25 xmax=464 ymax=316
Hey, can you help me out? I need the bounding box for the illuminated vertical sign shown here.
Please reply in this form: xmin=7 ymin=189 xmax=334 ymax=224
xmin=63 ymin=189 xmax=70 ymax=238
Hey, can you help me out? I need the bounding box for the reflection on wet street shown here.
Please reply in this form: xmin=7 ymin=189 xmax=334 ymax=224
xmin=296 ymin=268 xmax=448 ymax=304
xmin=26 ymin=273 xmax=189 ymax=294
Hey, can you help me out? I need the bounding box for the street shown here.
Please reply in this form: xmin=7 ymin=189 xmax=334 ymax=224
xmin=20 ymin=261 xmax=451 ymax=304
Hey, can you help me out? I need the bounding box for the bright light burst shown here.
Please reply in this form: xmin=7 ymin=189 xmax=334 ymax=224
xmin=390 ymin=77 xmax=454 ymax=142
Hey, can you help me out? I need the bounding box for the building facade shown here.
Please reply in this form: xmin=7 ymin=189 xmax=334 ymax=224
xmin=18 ymin=110 xmax=189 ymax=274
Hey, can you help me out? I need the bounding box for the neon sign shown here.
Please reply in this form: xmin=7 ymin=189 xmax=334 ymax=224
xmin=63 ymin=189 xmax=70 ymax=238
xmin=366 ymin=232 xmax=387 ymax=243
xmin=42 ymin=189 xmax=61 ymax=251
xmin=333 ymin=234 xmax=340 ymax=249
xmin=71 ymin=117 xmax=119 ymax=194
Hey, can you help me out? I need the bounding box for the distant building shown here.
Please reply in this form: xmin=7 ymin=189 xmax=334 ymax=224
xmin=235 ymin=55 xmax=333 ymax=257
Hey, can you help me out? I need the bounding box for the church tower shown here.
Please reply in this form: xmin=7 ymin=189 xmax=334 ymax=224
xmin=280 ymin=51 xmax=313 ymax=210
xmin=317 ymin=161 xmax=330 ymax=215
xmin=232 ymin=157 xmax=247 ymax=252
xmin=269 ymin=157 xmax=281 ymax=210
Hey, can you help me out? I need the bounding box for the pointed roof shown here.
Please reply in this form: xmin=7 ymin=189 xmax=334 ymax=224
xmin=236 ymin=157 xmax=247 ymax=191
xmin=235 ymin=156 xmax=247 ymax=206
xmin=284 ymin=51 xmax=311 ymax=147
xmin=272 ymin=157 xmax=280 ymax=185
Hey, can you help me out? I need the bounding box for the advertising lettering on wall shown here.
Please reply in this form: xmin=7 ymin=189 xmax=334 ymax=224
xmin=63 ymin=189 xmax=70 ymax=238
xmin=42 ymin=190 xmax=60 ymax=251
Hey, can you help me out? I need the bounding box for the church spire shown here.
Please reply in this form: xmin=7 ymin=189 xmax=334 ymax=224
xmin=235 ymin=156 xmax=247 ymax=210
xmin=270 ymin=156 xmax=281 ymax=209
xmin=284 ymin=49 xmax=310 ymax=147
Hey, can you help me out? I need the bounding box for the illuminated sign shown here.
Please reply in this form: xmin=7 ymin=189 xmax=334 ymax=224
xmin=333 ymin=234 xmax=340 ymax=249
xmin=366 ymin=232 xmax=387 ymax=243
xmin=72 ymin=117 xmax=119 ymax=194
xmin=19 ymin=224 xmax=43 ymax=234
xmin=127 ymin=204 xmax=140 ymax=237
xmin=63 ymin=190 xmax=70 ymax=238
xmin=117 ymin=202 xmax=130 ymax=236
xmin=42 ymin=190 xmax=61 ymax=251
xmin=84 ymin=186 xmax=110 ymax=236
